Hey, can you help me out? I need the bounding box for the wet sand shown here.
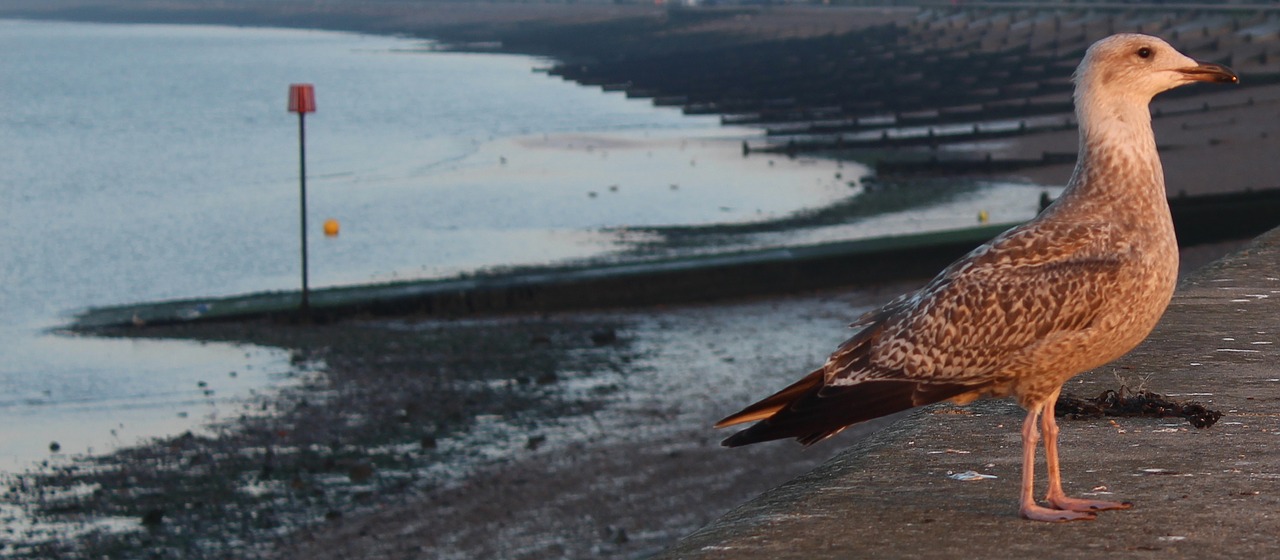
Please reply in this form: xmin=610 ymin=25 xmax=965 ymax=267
xmin=7 ymin=283 xmax=911 ymax=558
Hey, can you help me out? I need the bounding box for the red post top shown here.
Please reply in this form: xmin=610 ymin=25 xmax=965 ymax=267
xmin=288 ymin=84 xmax=316 ymax=114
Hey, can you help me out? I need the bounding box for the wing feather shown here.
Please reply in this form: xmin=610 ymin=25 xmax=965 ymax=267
xmin=827 ymin=221 xmax=1126 ymax=387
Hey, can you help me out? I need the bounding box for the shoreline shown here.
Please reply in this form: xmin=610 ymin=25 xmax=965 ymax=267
xmin=65 ymin=186 xmax=1280 ymax=331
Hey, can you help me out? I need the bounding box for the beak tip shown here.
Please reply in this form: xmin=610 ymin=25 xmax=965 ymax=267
xmin=1185 ymin=61 xmax=1239 ymax=84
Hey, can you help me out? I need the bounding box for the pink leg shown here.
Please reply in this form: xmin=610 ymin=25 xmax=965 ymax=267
xmin=1019 ymin=402 xmax=1096 ymax=522
xmin=1041 ymin=389 xmax=1132 ymax=513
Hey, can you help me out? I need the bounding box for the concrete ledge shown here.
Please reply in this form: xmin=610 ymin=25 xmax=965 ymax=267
xmin=659 ymin=226 xmax=1280 ymax=559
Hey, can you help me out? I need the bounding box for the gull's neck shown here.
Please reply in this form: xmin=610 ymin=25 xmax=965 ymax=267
xmin=1055 ymin=86 xmax=1166 ymax=218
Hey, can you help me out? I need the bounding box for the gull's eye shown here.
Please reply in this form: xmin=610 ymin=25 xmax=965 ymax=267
xmin=1137 ymin=47 xmax=1153 ymax=59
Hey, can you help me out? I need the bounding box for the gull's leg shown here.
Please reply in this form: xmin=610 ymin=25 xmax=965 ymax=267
xmin=1019 ymin=402 xmax=1095 ymax=522
xmin=1042 ymin=388 xmax=1132 ymax=513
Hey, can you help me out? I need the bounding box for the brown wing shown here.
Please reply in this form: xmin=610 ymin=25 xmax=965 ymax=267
xmin=719 ymin=221 xmax=1128 ymax=447
xmin=827 ymin=220 xmax=1124 ymax=387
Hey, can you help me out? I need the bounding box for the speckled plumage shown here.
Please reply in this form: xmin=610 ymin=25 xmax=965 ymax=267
xmin=717 ymin=34 xmax=1238 ymax=521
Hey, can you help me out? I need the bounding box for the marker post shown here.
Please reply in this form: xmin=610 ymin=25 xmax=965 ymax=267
xmin=287 ymin=84 xmax=316 ymax=314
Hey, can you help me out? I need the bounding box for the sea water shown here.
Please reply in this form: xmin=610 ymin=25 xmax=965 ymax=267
xmin=0 ymin=19 xmax=1051 ymax=469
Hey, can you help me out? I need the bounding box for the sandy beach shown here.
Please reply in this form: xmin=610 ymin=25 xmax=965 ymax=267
xmin=3 ymin=2 xmax=1278 ymax=558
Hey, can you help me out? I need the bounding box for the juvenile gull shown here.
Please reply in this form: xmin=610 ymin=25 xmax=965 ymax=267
xmin=716 ymin=34 xmax=1237 ymax=522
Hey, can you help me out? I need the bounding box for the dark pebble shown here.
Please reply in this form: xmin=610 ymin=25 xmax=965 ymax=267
xmin=141 ymin=508 xmax=166 ymax=527
xmin=349 ymin=463 xmax=375 ymax=483
xmin=526 ymin=435 xmax=546 ymax=450
xmin=590 ymin=329 xmax=617 ymax=346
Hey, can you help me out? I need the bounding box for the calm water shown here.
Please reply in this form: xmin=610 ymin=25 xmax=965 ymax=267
xmin=0 ymin=20 xmax=1052 ymax=468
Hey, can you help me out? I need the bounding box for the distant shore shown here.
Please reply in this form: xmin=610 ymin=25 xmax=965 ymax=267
xmin=0 ymin=0 xmax=915 ymax=59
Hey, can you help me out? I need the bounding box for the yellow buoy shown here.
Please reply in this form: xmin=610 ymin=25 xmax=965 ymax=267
xmin=977 ymin=210 xmax=989 ymax=224
xmin=323 ymin=218 xmax=340 ymax=237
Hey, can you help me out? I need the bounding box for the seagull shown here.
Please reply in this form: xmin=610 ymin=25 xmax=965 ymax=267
xmin=715 ymin=34 xmax=1237 ymax=522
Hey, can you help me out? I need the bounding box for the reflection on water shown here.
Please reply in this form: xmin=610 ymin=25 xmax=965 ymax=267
xmin=0 ymin=335 xmax=295 ymax=469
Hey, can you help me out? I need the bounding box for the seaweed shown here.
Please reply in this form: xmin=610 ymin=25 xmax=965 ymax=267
xmin=1056 ymin=387 xmax=1222 ymax=428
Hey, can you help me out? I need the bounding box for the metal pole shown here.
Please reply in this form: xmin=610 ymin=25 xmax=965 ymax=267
xmin=298 ymin=111 xmax=310 ymax=313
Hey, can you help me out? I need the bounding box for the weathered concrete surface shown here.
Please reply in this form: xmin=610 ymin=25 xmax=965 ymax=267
xmin=660 ymin=226 xmax=1280 ymax=559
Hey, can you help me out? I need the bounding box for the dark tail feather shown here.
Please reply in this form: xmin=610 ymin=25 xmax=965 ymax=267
xmin=720 ymin=379 xmax=972 ymax=448
xmin=715 ymin=369 xmax=825 ymax=429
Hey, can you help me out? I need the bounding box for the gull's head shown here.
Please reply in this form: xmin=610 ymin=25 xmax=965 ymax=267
xmin=1074 ymin=33 xmax=1238 ymax=104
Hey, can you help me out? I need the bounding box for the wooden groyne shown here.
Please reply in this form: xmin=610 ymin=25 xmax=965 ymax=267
xmin=553 ymin=6 xmax=1280 ymax=154
xmin=760 ymin=92 xmax=1273 ymax=155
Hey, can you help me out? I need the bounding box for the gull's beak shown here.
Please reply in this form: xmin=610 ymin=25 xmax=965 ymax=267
xmin=1180 ymin=61 xmax=1239 ymax=84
